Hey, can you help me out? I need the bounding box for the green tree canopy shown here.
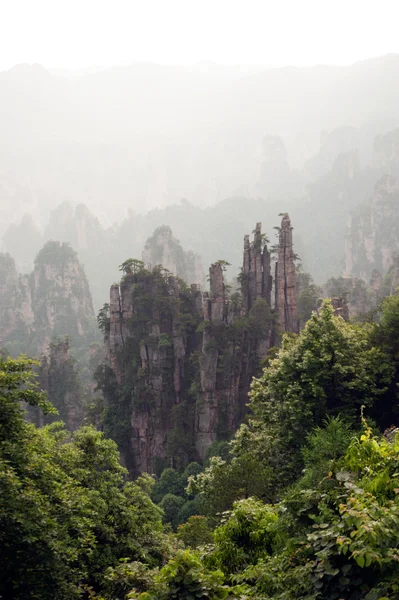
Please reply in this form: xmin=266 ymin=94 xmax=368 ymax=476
xmin=0 ymin=356 xmax=164 ymax=600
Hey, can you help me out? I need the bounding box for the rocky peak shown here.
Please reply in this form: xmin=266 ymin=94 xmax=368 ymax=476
xmin=204 ymin=262 xmax=226 ymax=322
xmin=275 ymin=213 xmax=298 ymax=334
xmin=142 ymin=225 xmax=205 ymax=287
xmin=32 ymin=241 xmax=95 ymax=352
xmin=242 ymin=223 xmax=272 ymax=312
xmin=0 ymin=242 xmax=96 ymax=358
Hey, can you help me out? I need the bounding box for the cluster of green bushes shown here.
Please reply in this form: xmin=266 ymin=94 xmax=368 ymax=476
xmin=3 ymin=295 xmax=399 ymax=598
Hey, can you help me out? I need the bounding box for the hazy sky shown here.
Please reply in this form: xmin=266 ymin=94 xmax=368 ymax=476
xmin=1 ymin=0 xmax=399 ymax=72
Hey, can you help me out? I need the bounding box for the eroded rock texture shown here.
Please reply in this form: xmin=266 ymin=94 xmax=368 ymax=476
xmin=242 ymin=223 xmax=272 ymax=312
xmin=0 ymin=253 xmax=34 ymax=344
xmin=0 ymin=241 xmax=95 ymax=357
xmin=100 ymin=222 xmax=281 ymax=474
xmin=275 ymin=214 xmax=298 ymax=334
xmin=102 ymin=267 xmax=203 ymax=473
xmin=344 ymin=176 xmax=399 ymax=281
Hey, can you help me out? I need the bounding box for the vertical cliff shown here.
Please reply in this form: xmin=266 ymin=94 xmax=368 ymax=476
xmin=101 ymin=264 xmax=203 ymax=473
xmin=0 ymin=254 xmax=34 ymax=350
xmin=196 ymin=242 xmax=273 ymax=458
xmin=344 ymin=176 xmax=399 ymax=281
xmin=275 ymin=213 xmax=298 ymax=334
xmin=196 ymin=263 xmax=227 ymax=457
xmin=32 ymin=241 xmax=96 ymax=354
xmin=242 ymin=223 xmax=272 ymax=312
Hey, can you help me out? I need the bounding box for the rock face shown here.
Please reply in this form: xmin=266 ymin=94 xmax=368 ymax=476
xmin=344 ymin=176 xmax=399 ymax=281
xmin=0 ymin=241 xmax=96 ymax=357
xmin=142 ymin=225 xmax=205 ymax=288
xmin=0 ymin=254 xmax=34 ymax=345
xmin=32 ymin=241 xmax=95 ymax=353
xmin=256 ymin=136 xmax=303 ymax=199
xmin=100 ymin=219 xmax=297 ymax=474
xmin=275 ymin=214 xmax=298 ymax=334
xmin=102 ymin=266 xmax=203 ymax=473
xmin=242 ymin=223 xmax=272 ymax=312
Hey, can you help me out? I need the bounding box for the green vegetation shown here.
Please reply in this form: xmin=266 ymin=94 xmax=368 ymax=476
xmin=5 ymin=283 xmax=399 ymax=599
xmin=138 ymin=298 xmax=399 ymax=599
xmin=96 ymin=263 xmax=203 ymax=471
xmin=34 ymin=240 xmax=78 ymax=269
xmin=0 ymin=356 xmax=164 ymax=600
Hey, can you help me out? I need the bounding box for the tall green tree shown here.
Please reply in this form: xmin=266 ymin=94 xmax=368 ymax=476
xmin=247 ymin=300 xmax=392 ymax=487
xmin=0 ymin=356 xmax=164 ymax=600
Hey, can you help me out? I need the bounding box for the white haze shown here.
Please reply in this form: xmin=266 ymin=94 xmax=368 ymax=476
xmin=1 ymin=0 xmax=399 ymax=71
xmin=1 ymin=0 xmax=399 ymax=240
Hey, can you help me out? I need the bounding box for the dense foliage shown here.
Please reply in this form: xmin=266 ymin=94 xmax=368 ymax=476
xmin=4 ymin=296 xmax=399 ymax=599
xmin=0 ymin=356 xmax=165 ymax=600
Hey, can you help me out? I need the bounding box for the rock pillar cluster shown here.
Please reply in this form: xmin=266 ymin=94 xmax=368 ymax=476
xmin=197 ymin=263 xmax=227 ymax=457
xmin=101 ymin=216 xmax=299 ymax=473
xmin=242 ymin=223 xmax=272 ymax=311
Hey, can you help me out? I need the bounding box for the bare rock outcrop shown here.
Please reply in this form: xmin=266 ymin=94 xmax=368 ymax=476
xmin=103 ymin=265 xmax=204 ymax=474
xmin=242 ymin=223 xmax=272 ymax=312
xmin=275 ymin=213 xmax=298 ymax=334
